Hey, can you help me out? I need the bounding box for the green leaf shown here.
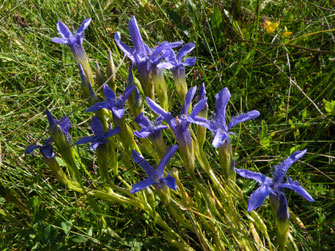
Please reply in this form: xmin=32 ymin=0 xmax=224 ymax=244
xmin=60 ymin=220 xmax=72 ymax=235
xmin=324 ymin=99 xmax=335 ymax=114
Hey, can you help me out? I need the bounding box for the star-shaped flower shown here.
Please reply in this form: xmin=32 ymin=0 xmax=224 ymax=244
xmin=188 ymin=88 xmax=260 ymax=148
xmin=134 ymin=113 xmax=168 ymax=139
xmin=75 ymin=116 xmax=120 ymax=151
xmin=146 ymin=86 xmax=207 ymax=147
xmin=51 ymin=18 xmax=91 ymax=62
xmin=115 ymin=16 xmax=182 ymax=76
xmin=46 ymin=109 xmax=72 ymax=142
xmin=86 ymin=84 xmax=135 ymax=119
xmin=157 ymin=43 xmax=196 ymax=72
xmin=236 ymin=150 xmax=314 ymax=217
xmin=26 ymin=137 xmax=55 ymax=159
xmin=131 ymin=145 xmax=178 ymax=193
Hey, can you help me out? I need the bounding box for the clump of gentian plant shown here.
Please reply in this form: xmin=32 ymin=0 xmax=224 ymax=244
xmin=188 ymin=87 xmax=260 ymax=181
xmin=236 ymin=150 xmax=314 ymax=250
xmin=24 ymin=16 xmax=317 ymax=250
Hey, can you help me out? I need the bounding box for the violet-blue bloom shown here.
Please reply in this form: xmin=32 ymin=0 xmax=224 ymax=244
xmin=157 ymin=42 xmax=196 ymax=73
xmin=188 ymin=88 xmax=260 ymax=148
xmin=86 ymin=84 xmax=135 ymax=119
xmin=26 ymin=138 xmax=55 ymax=159
xmin=46 ymin=109 xmax=72 ymax=142
xmin=75 ymin=116 xmax=120 ymax=151
xmin=235 ymin=150 xmax=314 ymax=216
xmin=115 ymin=16 xmax=182 ymax=76
xmin=51 ymin=18 xmax=91 ymax=64
xmin=134 ymin=113 xmax=168 ymax=139
xmin=131 ymin=145 xmax=178 ymax=193
xmin=146 ymin=86 xmax=207 ymax=147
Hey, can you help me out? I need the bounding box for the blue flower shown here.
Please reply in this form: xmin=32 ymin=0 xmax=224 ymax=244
xmin=134 ymin=113 xmax=168 ymax=139
xmin=188 ymin=88 xmax=260 ymax=148
xmin=46 ymin=109 xmax=72 ymax=142
xmin=236 ymin=150 xmax=315 ymax=216
xmin=86 ymin=84 xmax=135 ymax=119
xmin=75 ymin=116 xmax=120 ymax=151
xmin=51 ymin=18 xmax=91 ymax=65
xmin=146 ymin=86 xmax=207 ymax=147
xmin=157 ymin=42 xmax=196 ymax=74
xmin=131 ymin=145 xmax=178 ymax=193
xmin=115 ymin=16 xmax=182 ymax=77
xmin=26 ymin=137 xmax=55 ymax=159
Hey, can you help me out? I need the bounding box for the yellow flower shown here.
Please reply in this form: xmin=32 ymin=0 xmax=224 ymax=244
xmin=281 ymin=26 xmax=293 ymax=38
xmin=264 ymin=20 xmax=280 ymax=34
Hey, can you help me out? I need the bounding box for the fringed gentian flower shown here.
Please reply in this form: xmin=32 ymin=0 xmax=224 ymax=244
xmin=46 ymin=109 xmax=72 ymax=143
xmin=188 ymin=87 xmax=259 ymax=180
xmin=236 ymin=149 xmax=314 ymax=248
xmin=51 ymin=18 xmax=93 ymax=83
xmin=188 ymin=88 xmax=260 ymax=148
xmin=115 ymin=16 xmax=182 ymax=99
xmin=86 ymin=84 xmax=135 ymax=119
xmin=26 ymin=138 xmax=55 ymax=159
xmin=131 ymin=145 xmax=178 ymax=194
xmin=75 ymin=116 xmax=120 ymax=151
xmin=147 ymin=87 xmax=207 ymax=176
xmin=236 ymin=149 xmax=314 ymax=212
xmin=157 ymin=43 xmax=196 ymax=101
xmin=146 ymin=86 xmax=207 ymax=149
xmin=45 ymin=109 xmax=79 ymax=179
xmin=134 ymin=113 xmax=168 ymax=140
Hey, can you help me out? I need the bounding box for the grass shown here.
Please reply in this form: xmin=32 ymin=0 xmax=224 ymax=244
xmin=1 ymin=0 xmax=335 ymax=250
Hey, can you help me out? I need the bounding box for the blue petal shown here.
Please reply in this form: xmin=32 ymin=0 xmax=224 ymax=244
xmin=146 ymin=98 xmax=172 ymax=122
xmin=56 ymin=20 xmax=72 ymax=38
xmin=190 ymin=98 xmax=207 ymax=118
xmin=86 ymin=102 xmax=108 ymax=112
xmin=162 ymin=176 xmax=177 ymax=190
xmin=90 ymin=142 xmax=100 ymax=151
xmin=51 ymin=37 xmax=68 ymax=44
xmin=41 ymin=144 xmax=55 ymax=159
xmin=128 ymin=16 xmax=145 ymax=55
xmin=273 ymin=149 xmax=307 ymax=186
xmin=176 ymin=43 xmax=195 ymax=62
xmin=198 ymin=83 xmax=206 ymax=101
xmin=130 ymin=178 xmax=156 ymax=194
xmin=228 ymin=110 xmax=260 ymax=129
xmin=104 ymin=126 xmax=121 ymax=139
xmin=134 ymin=129 xmax=151 ymax=138
xmin=134 ymin=113 xmax=152 ymax=127
xmin=90 ymin=116 xmax=104 ymax=137
xmin=77 ymin=18 xmax=91 ymax=34
xmin=26 ymin=145 xmax=40 ymax=154
xmin=215 ymin=88 xmax=230 ymax=129
xmin=103 ymin=84 xmax=116 ymax=101
xmin=186 ymin=116 xmax=212 ymax=130
xmin=157 ymin=145 xmax=178 ymax=175
xmin=121 ymin=85 xmax=135 ymax=106
xmin=75 ymin=136 xmax=94 ymax=145
xmin=212 ymin=130 xmax=228 ymax=148
xmin=235 ymin=169 xmax=272 ymax=184
xmin=181 ymin=86 xmax=196 ymax=115
xmin=131 ymin=150 xmax=156 ymax=178
xmin=46 ymin=109 xmax=57 ymax=128
xmin=183 ymin=57 xmax=196 ymax=66
xmin=112 ymin=107 xmax=125 ymax=119
xmin=247 ymin=184 xmax=273 ymax=212
xmin=59 ymin=116 xmax=72 ymax=135
xmin=157 ymin=61 xmax=175 ymax=70
xmin=114 ymin=32 xmax=135 ymax=62
xmin=280 ymin=181 xmax=314 ymax=202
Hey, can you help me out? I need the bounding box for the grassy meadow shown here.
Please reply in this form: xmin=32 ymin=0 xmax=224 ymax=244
xmin=1 ymin=0 xmax=335 ymax=250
